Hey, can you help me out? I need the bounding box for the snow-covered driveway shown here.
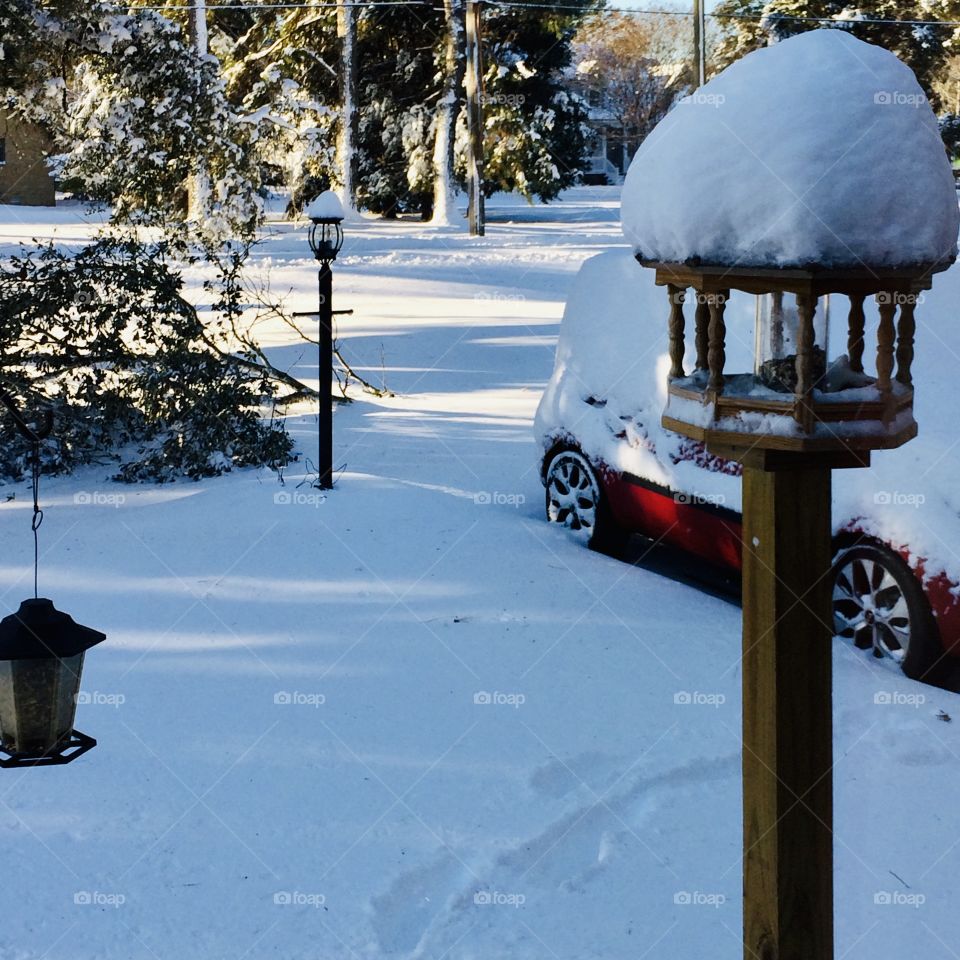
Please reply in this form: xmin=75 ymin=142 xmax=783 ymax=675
xmin=0 ymin=189 xmax=958 ymax=959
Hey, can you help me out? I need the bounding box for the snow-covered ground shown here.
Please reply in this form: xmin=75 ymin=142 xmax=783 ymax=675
xmin=0 ymin=188 xmax=958 ymax=959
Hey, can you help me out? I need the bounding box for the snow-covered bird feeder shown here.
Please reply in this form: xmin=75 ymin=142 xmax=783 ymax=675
xmin=622 ymin=29 xmax=960 ymax=960
xmin=622 ymin=29 xmax=959 ymax=459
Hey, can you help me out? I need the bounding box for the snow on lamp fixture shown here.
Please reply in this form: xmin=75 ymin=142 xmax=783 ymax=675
xmin=306 ymin=190 xmax=345 ymax=264
xmin=0 ymin=388 xmax=105 ymax=768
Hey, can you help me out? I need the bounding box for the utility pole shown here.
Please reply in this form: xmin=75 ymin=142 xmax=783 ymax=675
xmin=692 ymin=0 xmax=706 ymax=87
xmin=432 ymin=0 xmax=466 ymax=223
xmin=337 ymin=1 xmax=359 ymax=212
xmin=186 ymin=0 xmax=210 ymax=220
xmin=187 ymin=0 xmax=208 ymax=58
xmin=465 ymin=0 xmax=485 ymax=236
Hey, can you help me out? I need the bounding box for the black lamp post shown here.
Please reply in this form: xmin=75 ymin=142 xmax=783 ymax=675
xmin=0 ymin=387 xmax=106 ymax=767
xmin=306 ymin=190 xmax=345 ymax=490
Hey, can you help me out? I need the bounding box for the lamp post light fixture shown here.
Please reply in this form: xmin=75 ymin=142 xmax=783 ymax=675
xmin=0 ymin=386 xmax=106 ymax=768
xmin=307 ymin=191 xmax=345 ymax=265
xmin=306 ymin=190 xmax=346 ymax=490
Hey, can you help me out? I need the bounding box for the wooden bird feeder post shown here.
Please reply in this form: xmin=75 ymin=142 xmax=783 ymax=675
xmin=642 ymin=259 xmax=948 ymax=960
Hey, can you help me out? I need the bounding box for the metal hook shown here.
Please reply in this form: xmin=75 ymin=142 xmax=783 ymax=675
xmin=0 ymin=387 xmax=53 ymax=442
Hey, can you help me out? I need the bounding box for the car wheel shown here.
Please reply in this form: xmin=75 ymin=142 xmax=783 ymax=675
xmin=544 ymin=449 xmax=628 ymax=555
xmin=832 ymin=543 xmax=942 ymax=680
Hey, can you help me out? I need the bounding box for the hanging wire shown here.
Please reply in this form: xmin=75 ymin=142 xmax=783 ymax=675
xmin=30 ymin=440 xmax=43 ymax=600
xmin=0 ymin=389 xmax=51 ymax=598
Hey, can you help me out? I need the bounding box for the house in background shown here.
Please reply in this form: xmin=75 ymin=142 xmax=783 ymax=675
xmin=573 ymin=59 xmax=688 ymax=186
xmin=582 ymin=102 xmax=629 ymax=185
xmin=0 ymin=112 xmax=55 ymax=206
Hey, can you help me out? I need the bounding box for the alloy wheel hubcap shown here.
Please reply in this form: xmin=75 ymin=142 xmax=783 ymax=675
xmin=833 ymin=556 xmax=911 ymax=662
xmin=547 ymin=455 xmax=599 ymax=536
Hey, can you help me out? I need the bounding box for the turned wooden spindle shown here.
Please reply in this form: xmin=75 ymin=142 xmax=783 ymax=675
xmin=794 ymin=292 xmax=816 ymax=433
xmin=896 ymin=295 xmax=916 ymax=388
xmin=694 ymin=297 xmax=710 ymax=371
xmin=667 ymin=284 xmax=686 ymax=380
xmin=847 ymin=294 xmax=866 ymax=373
xmin=707 ymin=290 xmax=728 ymax=404
xmin=876 ymin=295 xmax=896 ymax=393
xmin=877 ymin=294 xmax=897 ymax=425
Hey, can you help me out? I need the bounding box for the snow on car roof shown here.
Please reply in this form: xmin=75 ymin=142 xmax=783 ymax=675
xmin=621 ymin=30 xmax=959 ymax=271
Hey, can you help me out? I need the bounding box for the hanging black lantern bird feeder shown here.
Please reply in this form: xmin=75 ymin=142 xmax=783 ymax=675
xmin=0 ymin=388 xmax=106 ymax=768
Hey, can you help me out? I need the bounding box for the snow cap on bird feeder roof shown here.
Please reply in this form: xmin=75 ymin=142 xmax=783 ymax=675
xmin=621 ymin=29 xmax=959 ymax=272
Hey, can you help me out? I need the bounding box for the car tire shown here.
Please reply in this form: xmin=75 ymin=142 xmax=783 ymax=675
xmin=832 ymin=543 xmax=942 ymax=681
xmin=543 ymin=449 xmax=629 ymax=556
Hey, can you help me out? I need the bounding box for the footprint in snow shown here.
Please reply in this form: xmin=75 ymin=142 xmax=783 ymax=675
xmin=528 ymin=751 xmax=622 ymax=799
xmin=370 ymin=851 xmax=472 ymax=955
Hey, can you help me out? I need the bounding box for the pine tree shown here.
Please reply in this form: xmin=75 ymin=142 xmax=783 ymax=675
xmin=1 ymin=1 xmax=262 ymax=245
xmin=218 ymin=4 xmax=341 ymax=214
xmin=335 ymin=3 xmax=360 ymax=211
xmin=221 ymin=0 xmax=595 ymax=216
xmin=355 ymin=4 xmax=442 ymax=216
xmin=468 ymin=0 xmax=593 ymax=201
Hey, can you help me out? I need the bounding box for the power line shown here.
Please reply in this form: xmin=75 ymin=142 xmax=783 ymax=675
xmin=712 ymin=10 xmax=960 ymax=24
xmin=106 ymin=2 xmax=431 ymax=9
xmin=106 ymin=0 xmax=960 ymax=27
xmin=494 ymin=1 xmax=960 ymax=25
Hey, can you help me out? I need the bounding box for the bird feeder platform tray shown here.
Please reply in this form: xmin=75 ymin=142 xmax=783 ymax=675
xmin=663 ymin=374 xmax=917 ymax=453
xmin=0 ymin=729 xmax=96 ymax=768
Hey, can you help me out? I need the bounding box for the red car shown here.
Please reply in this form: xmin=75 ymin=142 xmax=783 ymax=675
xmin=536 ymin=251 xmax=960 ymax=682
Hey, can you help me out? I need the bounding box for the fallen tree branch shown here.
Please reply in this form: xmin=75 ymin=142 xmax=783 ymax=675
xmin=236 ymin=273 xmax=394 ymax=401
